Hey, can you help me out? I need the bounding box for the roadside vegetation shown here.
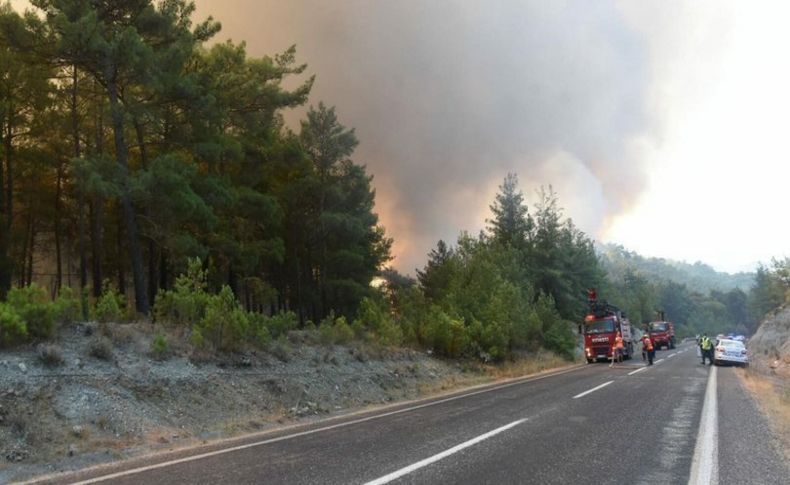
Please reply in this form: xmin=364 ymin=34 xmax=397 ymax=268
xmin=1 ymin=0 xmax=787 ymax=364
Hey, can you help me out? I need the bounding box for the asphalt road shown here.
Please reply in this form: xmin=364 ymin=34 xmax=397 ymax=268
xmin=28 ymin=342 xmax=788 ymax=485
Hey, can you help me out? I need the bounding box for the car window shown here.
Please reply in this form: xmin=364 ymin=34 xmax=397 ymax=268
xmin=717 ymin=340 xmax=744 ymax=348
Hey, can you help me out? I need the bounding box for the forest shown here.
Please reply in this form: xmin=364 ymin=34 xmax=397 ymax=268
xmin=1 ymin=1 xmax=788 ymax=360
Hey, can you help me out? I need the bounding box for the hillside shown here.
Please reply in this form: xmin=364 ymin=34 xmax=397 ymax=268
xmin=0 ymin=321 xmax=503 ymax=483
xmin=598 ymin=243 xmax=755 ymax=292
xmin=748 ymin=304 xmax=790 ymax=378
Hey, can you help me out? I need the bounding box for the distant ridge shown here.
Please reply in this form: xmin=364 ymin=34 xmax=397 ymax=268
xmin=597 ymin=243 xmax=755 ymax=292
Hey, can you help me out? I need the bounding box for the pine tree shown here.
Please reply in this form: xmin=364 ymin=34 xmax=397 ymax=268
xmin=298 ymin=103 xmax=391 ymax=318
xmin=487 ymin=173 xmax=532 ymax=249
xmin=417 ymin=240 xmax=456 ymax=302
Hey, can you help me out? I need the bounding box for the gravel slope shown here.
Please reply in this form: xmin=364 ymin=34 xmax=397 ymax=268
xmin=0 ymin=322 xmax=487 ymax=483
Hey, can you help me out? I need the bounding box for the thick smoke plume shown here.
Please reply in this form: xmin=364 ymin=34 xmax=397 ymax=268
xmin=195 ymin=0 xmax=652 ymax=273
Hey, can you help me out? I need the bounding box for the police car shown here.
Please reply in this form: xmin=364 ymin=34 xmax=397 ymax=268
xmin=713 ymin=338 xmax=749 ymax=366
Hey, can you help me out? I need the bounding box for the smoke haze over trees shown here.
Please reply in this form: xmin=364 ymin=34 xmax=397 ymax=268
xmin=1 ymin=0 xmax=786 ymax=361
xmin=189 ymin=0 xmax=652 ymax=273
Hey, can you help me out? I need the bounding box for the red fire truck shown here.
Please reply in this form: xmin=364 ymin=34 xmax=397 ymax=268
xmin=581 ymin=298 xmax=634 ymax=363
xmin=647 ymin=320 xmax=675 ymax=350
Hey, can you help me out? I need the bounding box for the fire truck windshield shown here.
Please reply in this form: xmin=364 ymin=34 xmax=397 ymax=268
xmin=650 ymin=322 xmax=668 ymax=332
xmin=585 ymin=318 xmax=615 ymax=334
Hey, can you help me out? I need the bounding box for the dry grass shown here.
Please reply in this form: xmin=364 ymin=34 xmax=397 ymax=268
xmin=416 ymin=374 xmax=489 ymax=396
xmin=482 ymin=350 xmax=574 ymax=380
xmin=737 ymin=368 xmax=790 ymax=461
xmin=415 ymin=350 xmax=574 ymax=396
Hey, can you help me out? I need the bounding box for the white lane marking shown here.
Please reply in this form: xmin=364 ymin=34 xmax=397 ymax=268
xmin=668 ymin=353 xmax=677 ymax=358
xmin=688 ymin=366 xmax=718 ymax=485
xmin=656 ymin=358 xmax=665 ymax=363
xmin=628 ymin=367 xmax=648 ymax=376
xmin=48 ymin=366 xmax=583 ymax=485
xmin=363 ymin=419 xmax=526 ymax=485
xmin=573 ymin=380 xmax=614 ymax=399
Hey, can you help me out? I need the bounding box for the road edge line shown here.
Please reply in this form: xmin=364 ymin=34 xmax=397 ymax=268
xmin=688 ymin=365 xmax=718 ymax=485
xmin=34 ymin=365 xmax=584 ymax=485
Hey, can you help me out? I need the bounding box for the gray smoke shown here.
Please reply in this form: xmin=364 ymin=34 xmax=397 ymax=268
xmin=195 ymin=0 xmax=652 ymax=273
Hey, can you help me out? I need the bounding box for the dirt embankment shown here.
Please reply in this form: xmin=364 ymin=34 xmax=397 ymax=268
xmin=0 ymin=322 xmax=568 ymax=483
xmin=748 ymin=304 xmax=790 ymax=378
xmin=737 ymin=304 xmax=790 ymax=461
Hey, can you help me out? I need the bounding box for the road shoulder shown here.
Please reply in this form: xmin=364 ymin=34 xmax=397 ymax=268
xmin=717 ymin=366 xmax=788 ymax=485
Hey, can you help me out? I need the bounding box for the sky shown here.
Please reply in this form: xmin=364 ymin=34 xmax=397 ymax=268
xmin=10 ymin=0 xmax=789 ymax=274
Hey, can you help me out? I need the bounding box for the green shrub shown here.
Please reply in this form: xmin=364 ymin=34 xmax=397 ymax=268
xmin=94 ymin=284 xmax=124 ymax=323
xmin=318 ymin=312 xmax=336 ymax=344
xmin=81 ymin=286 xmax=90 ymax=321
xmin=350 ymin=319 xmax=368 ymax=341
xmin=333 ymin=316 xmax=355 ymax=344
xmin=543 ymin=320 xmax=575 ymax=359
xmin=267 ymin=311 xmax=298 ymax=339
xmin=154 ymin=258 xmax=210 ymax=325
xmin=54 ymin=286 xmax=81 ymax=324
xmin=269 ymin=335 xmax=292 ymax=362
xmin=151 ymin=334 xmax=169 ymax=360
xmin=318 ymin=319 xmax=333 ymax=345
xmin=253 ymin=323 xmax=272 ymax=348
xmin=248 ymin=312 xmax=272 ymax=348
xmin=354 ymin=296 xmax=404 ymax=347
xmin=7 ymin=284 xmax=56 ymax=339
xmin=425 ymin=309 xmax=467 ymax=358
xmin=0 ymin=303 xmax=27 ymax=346
xmin=534 ymin=293 xmax=574 ymax=358
xmin=190 ymin=326 xmax=205 ymax=349
xmin=318 ymin=315 xmax=356 ymax=345
xmin=355 ymin=297 xmax=389 ymax=331
xmin=481 ymin=322 xmax=508 ymax=361
xmin=376 ymin=317 xmax=404 ymax=347
xmin=198 ymin=286 xmax=249 ymax=351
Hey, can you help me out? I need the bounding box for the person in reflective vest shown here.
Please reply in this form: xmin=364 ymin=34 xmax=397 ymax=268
xmin=610 ymin=331 xmax=625 ymax=367
xmin=642 ymin=334 xmax=654 ymax=365
xmin=700 ymin=334 xmax=713 ymax=365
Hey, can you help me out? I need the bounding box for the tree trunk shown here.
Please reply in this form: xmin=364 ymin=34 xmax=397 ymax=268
xmin=117 ymin=207 xmax=126 ymax=296
xmin=17 ymin=213 xmax=28 ymax=287
xmin=295 ymin=255 xmax=304 ymax=325
xmin=0 ymin=122 xmax=9 ymax=299
xmin=104 ymin=59 xmax=148 ymax=314
xmin=90 ymin=198 xmax=103 ymax=297
xmin=244 ymin=281 xmax=251 ymax=312
xmin=159 ymin=250 xmax=168 ymax=291
xmin=133 ymin=118 xmax=158 ymax=306
xmin=74 ymin=66 xmax=88 ymax=297
xmin=5 ymin=115 xmax=13 ymax=242
xmin=54 ymin=163 xmax=64 ymax=296
xmin=148 ymin=241 xmax=157 ymax=305
xmin=319 ymin=183 xmax=328 ymax=319
xmin=228 ymin=266 xmax=237 ymax=296
xmin=0 ymin=118 xmax=13 ymax=297
xmin=26 ymin=217 xmax=35 ymax=286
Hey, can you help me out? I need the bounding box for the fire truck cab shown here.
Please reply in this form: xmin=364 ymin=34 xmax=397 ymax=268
xmin=648 ymin=321 xmax=675 ymax=350
xmin=582 ymin=300 xmax=634 ymax=363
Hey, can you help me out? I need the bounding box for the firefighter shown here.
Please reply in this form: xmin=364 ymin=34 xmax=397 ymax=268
xmin=642 ymin=333 xmax=654 ymax=365
xmin=610 ymin=331 xmax=624 ymax=367
xmin=700 ymin=334 xmax=714 ymax=365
